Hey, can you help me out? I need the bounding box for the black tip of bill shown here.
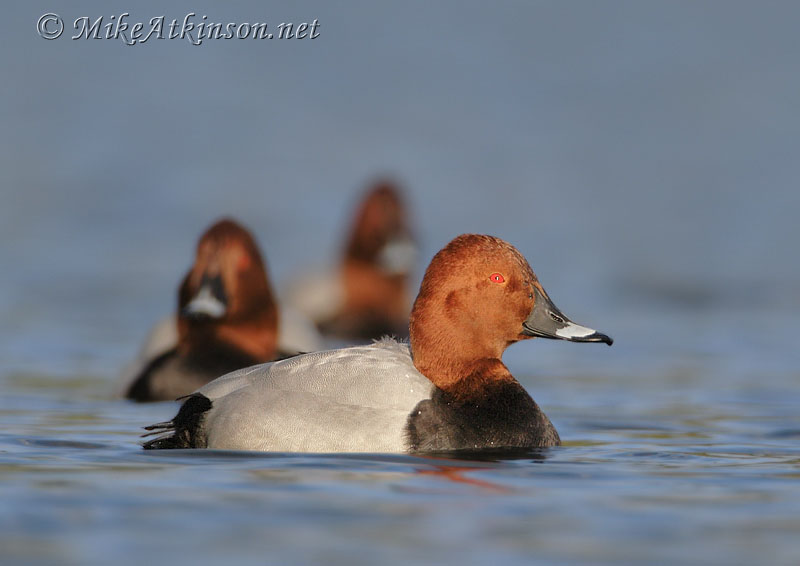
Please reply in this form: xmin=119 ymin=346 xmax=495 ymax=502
xmin=573 ymin=331 xmax=613 ymax=346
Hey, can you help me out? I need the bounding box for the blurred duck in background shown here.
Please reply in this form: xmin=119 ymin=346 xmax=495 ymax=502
xmin=286 ymin=180 xmax=417 ymax=341
xmin=122 ymin=218 xmax=321 ymax=402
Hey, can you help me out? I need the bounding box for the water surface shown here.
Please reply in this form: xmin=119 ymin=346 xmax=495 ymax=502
xmin=2 ymin=2 xmax=799 ymax=564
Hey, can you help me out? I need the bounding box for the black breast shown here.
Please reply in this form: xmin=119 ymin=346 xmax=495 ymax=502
xmin=125 ymin=344 xmax=261 ymax=402
xmin=405 ymin=381 xmax=561 ymax=452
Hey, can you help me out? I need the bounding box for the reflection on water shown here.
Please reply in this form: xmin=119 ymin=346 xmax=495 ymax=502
xmin=2 ymin=374 xmax=799 ymax=566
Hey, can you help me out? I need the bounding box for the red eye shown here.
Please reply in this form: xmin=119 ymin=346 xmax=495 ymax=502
xmin=490 ymin=273 xmax=505 ymax=283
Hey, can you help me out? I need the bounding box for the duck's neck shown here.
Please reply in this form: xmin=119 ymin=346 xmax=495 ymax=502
xmin=213 ymin=316 xmax=278 ymax=360
xmin=410 ymin=291 xmax=516 ymax=394
xmin=341 ymin=260 xmax=409 ymax=312
xmin=414 ymin=350 xmax=516 ymax=398
xmin=179 ymin=308 xmax=278 ymax=362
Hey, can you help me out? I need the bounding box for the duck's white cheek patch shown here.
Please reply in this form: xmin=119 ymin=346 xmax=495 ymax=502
xmin=555 ymin=322 xmax=595 ymax=339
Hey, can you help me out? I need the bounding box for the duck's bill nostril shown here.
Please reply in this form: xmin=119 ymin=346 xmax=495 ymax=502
xmin=521 ymin=287 xmax=613 ymax=346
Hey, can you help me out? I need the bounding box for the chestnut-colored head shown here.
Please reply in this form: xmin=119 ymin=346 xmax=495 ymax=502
xmin=409 ymin=234 xmax=611 ymax=391
xmin=177 ymin=218 xmax=278 ymax=360
xmin=344 ymin=180 xmax=415 ymax=272
xmin=327 ymin=180 xmax=416 ymax=339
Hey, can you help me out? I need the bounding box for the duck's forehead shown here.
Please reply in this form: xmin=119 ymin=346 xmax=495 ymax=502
xmin=437 ymin=234 xmax=538 ymax=282
xmin=467 ymin=237 xmax=535 ymax=280
xmin=203 ymin=220 xmax=252 ymax=244
xmin=505 ymin=243 xmax=537 ymax=282
xmin=363 ymin=193 xmax=405 ymax=230
xmin=199 ymin=235 xmax=229 ymax=255
xmin=203 ymin=229 xmax=255 ymax=252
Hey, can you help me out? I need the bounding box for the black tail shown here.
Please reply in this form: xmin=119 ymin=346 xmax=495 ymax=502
xmin=142 ymin=394 xmax=213 ymax=449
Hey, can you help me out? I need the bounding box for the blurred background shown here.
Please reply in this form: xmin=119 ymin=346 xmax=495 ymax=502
xmin=1 ymin=2 xmax=799 ymax=564
xmin=3 ymin=1 xmax=798 ymax=387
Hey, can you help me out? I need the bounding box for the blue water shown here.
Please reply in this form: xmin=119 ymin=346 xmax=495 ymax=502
xmin=2 ymin=2 xmax=799 ymax=564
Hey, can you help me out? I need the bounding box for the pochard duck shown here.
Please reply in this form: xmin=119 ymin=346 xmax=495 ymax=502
xmin=124 ymin=218 xmax=320 ymax=402
xmin=286 ymin=180 xmax=417 ymax=340
xmin=143 ymin=234 xmax=611 ymax=451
